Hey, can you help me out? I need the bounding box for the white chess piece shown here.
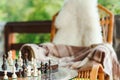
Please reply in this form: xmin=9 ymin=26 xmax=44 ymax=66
xmin=38 ymin=69 xmax=41 ymax=80
xmin=38 ymin=69 xmax=41 ymax=76
xmin=31 ymin=58 xmax=34 ymax=66
xmin=12 ymin=66 xmax=17 ymax=79
xmin=33 ymin=64 xmax=38 ymax=77
xmin=3 ymin=70 xmax=8 ymax=80
xmin=7 ymin=51 xmax=13 ymax=66
xmin=18 ymin=51 xmax=23 ymax=66
xmin=27 ymin=65 xmax=31 ymax=77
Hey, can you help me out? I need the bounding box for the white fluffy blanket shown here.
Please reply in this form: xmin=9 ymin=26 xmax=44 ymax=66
xmin=53 ymin=0 xmax=103 ymax=46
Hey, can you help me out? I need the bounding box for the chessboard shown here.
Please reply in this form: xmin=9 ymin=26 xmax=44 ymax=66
xmin=0 ymin=52 xmax=77 ymax=80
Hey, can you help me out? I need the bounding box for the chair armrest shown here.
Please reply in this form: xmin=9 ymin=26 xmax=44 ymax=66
xmin=77 ymin=63 xmax=105 ymax=80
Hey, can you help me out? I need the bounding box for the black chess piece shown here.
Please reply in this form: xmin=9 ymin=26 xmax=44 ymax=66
xmin=48 ymin=60 xmax=51 ymax=69
xmin=22 ymin=60 xmax=26 ymax=69
xmin=24 ymin=52 xmax=29 ymax=66
xmin=18 ymin=69 xmax=22 ymax=78
xmin=15 ymin=59 xmax=18 ymax=70
xmin=22 ymin=60 xmax=27 ymax=77
xmin=40 ymin=62 xmax=43 ymax=74
xmin=22 ymin=68 xmax=27 ymax=78
xmin=48 ymin=60 xmax=51 ymax=79
xmin=3 ymin=54 xmax=6 ymax=62
xmin=2 ymin=55 xmax=7 ymax=70
xmin=44 ymin=63 xmax=48 ymax=74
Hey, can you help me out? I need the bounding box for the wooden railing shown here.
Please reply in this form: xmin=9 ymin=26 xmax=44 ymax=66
xmin=4 ymin=21 xmax=52 ymax=55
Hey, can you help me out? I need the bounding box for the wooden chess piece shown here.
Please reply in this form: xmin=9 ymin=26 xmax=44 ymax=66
xmin=3 ymin=54 xmax=6 ymax=62
xmin=3 ymin=70 xmax=8 ymax=80
xmin=18 ymin=69 xmax=22 ymax=78
xmin=48 ymin=60 xmax=51 ymax=68
xmin=18 ymin=51 xmax=23 ymax=66
xmin=12 ymin=66 xmax=17 ymax=79
xmin=48 ymin=60 xmax=51 ymax=79
xmin=33 ymin=63 xmax=38 ymax=77
xmin=7 ymin=51 xmax=13 ymax=66
xmin=22 ymin=60 xmax=27 ymax=78
xmin=2 ymin=55 xmax=7 ymax=70
xmin=44 ymin=63 xmax=48 ymax=74
xmin=27 ymin=65 xmax=31 ymax=77
xmin=40 ymin=62 xmax=43 ymax=74
xmin=22 ymin=60 xmax=27 ymax=69
xmin=38 ymin=68 xmax=41 ymax=79
xmin=15 ymin=59 xmax=18 ymax=70
xmin=22 ymin=67 xmax=27 ymax=78
xmin=24 ymin=52 xmax=29 ymax=66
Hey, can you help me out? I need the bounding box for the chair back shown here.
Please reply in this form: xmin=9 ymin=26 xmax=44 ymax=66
xmin=50 ymin=4 xmax=114 ymax=44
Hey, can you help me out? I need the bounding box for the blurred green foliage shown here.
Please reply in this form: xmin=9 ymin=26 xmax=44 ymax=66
xmin=0 ymin=0 xmax=120 ymax=44
xmin=98 ymin=0 xmax=120 ymax=14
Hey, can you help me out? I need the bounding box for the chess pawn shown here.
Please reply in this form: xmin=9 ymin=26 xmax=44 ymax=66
xmin=7 ymin=51 xmax=13 ymax=66
xmin=3 ymin=70 xmax=8 ymax=80
xmin=31 ymin=58 xmax=34 ymax=66
xmin=15 ymin=59 xmax=18 ymax=70
xmin=33 ymin=64 xmax=38 ymax=77
xmin=22 ymin=60 xmax=27 ymax=78
xmin=18 ymin=51 xmax=23 ymax=66
xmin=38 ymin=69 xmax=41 ymax=78
xmin=18 ymin=69 xmax=22 ymax=78
xmin=27 ymin=65 xmax=31 ymax=77
xmin=12 ymin=66 xmax=17 ymax=79
xmin=24 ymin=52 xmax=29 ymax=66
xmin=40 ymin=62 xmax=43 ymax=74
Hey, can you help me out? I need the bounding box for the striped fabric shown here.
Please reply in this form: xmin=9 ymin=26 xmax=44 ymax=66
xmin=20 ymin=43 xmax=120 ymax=80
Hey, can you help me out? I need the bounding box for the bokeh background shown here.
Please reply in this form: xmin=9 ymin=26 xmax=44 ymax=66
xmin=0 ymin=0 xmax=120 ymax=55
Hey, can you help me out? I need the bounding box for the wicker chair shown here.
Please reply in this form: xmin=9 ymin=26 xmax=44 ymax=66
xmin=50 ymin=4 xmax=114 ymax=80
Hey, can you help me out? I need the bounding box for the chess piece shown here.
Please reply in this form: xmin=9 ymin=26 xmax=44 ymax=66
xmin=2 ymin=55 xmax=7 ymax=70
xmin=12 ymin=66 xmax=17 ymax=79
xmin=44 ymin=63 xmax=48 ymax=74
xmin=3 ymin=54 xmax=6 ymax=62
xmin=27 ymin=65 xmax=31 ymax=77
xmin=33 ymin=63 xmax=38 ymax=77
xmin=3 ymin=70 xmax=8 ymax=80
xmin=15 ymin=59 xmax=18 ymax=70
xmin=38 ymin=68 xmax=41 ymax=80
xmin=22 ymin=60 xmax=27 ymax=78
xmin=22 ymin=67 xmax=27 ymax=78
xmin=48 ymin=60 xmax=51 ymax=79
xmin=40 ymin=62 xmax=43 ymax=74
xmin=38 ymin=68 xmax=41 ymax=75
xmin=24 ymin=52 xmax=29 ymax=66
xmin=7 ymin=51 xmax=13 ymax=66
xmin=48 ymin=60 xmax=51 ymax=73
xmin=18 ymin=69 xmax=22 ymax=78
xmin=31 ymin=58 xmax=34 ymax=66
xmin=48 ymin=60 xmax=51 ymax=68
xmin=18 ymin=51 xmax=23 ymax=66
